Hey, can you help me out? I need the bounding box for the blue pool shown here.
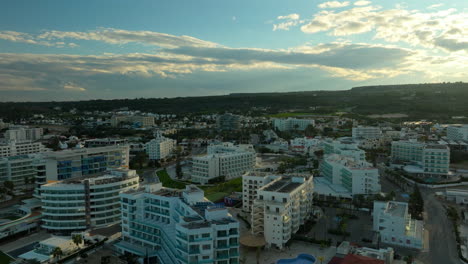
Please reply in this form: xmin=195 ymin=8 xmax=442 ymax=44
xmin=277 ymin=254 xmax=316 ymax=264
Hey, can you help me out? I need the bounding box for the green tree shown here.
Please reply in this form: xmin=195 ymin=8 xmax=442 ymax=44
xmin=26 ymin=259 xmax=41 ymax=264
xmin=175 ymin=158 xmax=182 ymax=179
xmin=52 ymin=247 xmax=63 ymax=259
xmin=72 ymin=234 xmax=83 ymax=247
xmin=409 ymin=185 xmax=424 ymax=219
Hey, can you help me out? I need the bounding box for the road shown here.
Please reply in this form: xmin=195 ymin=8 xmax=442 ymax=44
xmin=417 ymin=187 xmax=461 ymax=264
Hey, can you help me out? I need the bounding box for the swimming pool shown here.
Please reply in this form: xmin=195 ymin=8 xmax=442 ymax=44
xmin=277 ymin=253 xmax=316 ymax=264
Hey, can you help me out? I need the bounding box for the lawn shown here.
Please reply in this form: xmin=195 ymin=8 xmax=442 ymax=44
xmin=0 ymin=251 xmax=13 ymax=264
xmin=199 ymin=177 xmax=242 ymax=202
xmin=156 ymin=170 xmax=186 ymax=189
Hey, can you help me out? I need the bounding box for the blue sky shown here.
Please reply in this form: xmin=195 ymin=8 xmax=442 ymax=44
xmin=0 ymin=0 xmax=466 ymax=101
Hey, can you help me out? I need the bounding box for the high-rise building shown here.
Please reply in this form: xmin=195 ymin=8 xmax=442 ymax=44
xmin=249 ymin=174 xmax=314 ymax=249
xmin=352 ymin=126 xmax=382 ymax=139
xmin=145 ymin=132 xmax=176 ymax=160
xmin=373 ymin=201 xmax=424 ymax=249
xmin=216 ymin=113 xmax=241 ymax=131
xmin=41 ymin=168 xmax=139 ymax=234
xmin=116 ymin=184 xmax=240 ymax=264
xmin=191 ymin=143 xmax=256 ymax=184
xmin=0 ymin=155 xmax=38 ymax=189
xmin=272 ymin=118 xmax=314 ymax=132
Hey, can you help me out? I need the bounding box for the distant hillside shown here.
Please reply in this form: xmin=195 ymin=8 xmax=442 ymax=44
xmin=0 ymin=82 xmax=467 ymax=121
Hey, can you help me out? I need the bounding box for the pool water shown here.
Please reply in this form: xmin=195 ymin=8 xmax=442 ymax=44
xmin=277 ymin=253 xmax=316 ymax=264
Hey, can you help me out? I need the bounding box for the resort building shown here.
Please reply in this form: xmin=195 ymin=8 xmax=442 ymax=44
xmin=373 ymin=201 xmax=424 ymax=249
xmin=250 ymin=174 xmax=314 ymax=249
xmin=116 ymin=184 xmax=240 ymax=264
xmin=191 ymin=143 xmax=256 ymax=184
xmin=352 ymin=126 xmax=382 ymax=139
xmin=41 ymin=168 xmax=139 ymax=234
xmin=145 ymin=132 xmax=177 ymax=160
xmin=272 ymin=118 xmax=314 ymax=132
xmin=320 ymin=154 xmax=381 ymax=195
xmin=217 ymin=113 xmax=241 ymax=131
xmin=447 ymin=125 xmax=468 ymax=141
xmin=0 ymin=140 xmax=45 ymax=157
xmin=391 ymin=140 xmax=450 ymax=175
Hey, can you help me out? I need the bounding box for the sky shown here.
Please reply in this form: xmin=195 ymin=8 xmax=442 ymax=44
xmin=0 ymin=0 xmax=466 ymax=101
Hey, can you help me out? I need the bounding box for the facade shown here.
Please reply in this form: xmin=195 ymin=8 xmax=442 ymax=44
xmin=373 ymin=201 xmax=424 ymax=249
xmin=323 ymin=139 xmax=366 ymax=161
xmin=191 ymin=143 xmax=256 ymax=184
xmin=111 ymin=115 xmax=155 ymax=127
xmin=272 ymin=118 xmax=314 ymax=132
xmin=320 ymin=154 xmax=381 ymax=195
xmin=4 ymin=127 xmax=43 ymax=142
xmin=117 ymin=184 xmax=240 ymax=264
xmin=447 ymin=125 xmax=468 ymax=141
xmin=35 ymin=145 xmax=130 ymax=196
xmin=250 ymin=174 xmax=314 ymax=249
xmin=41 ymin=168 xmax=139 ymax=233
xmin=216 ymin=113 xmax=241 ymax=131
xmin=391 ymin=141 xmax=450 ymax=175
xmin=352 ymin=126 xmax=381 ymax=139
xmin=0 ymin=155 xmax=38 ymax=189
xmin=145 ymin=132 xmax=177 ymax=160
xmin=0 ymin=141 xmax=45 ymax=157
xmin=84 ymin=138 xmax=128 ymax=148
xmin=242 ymin=171 xmax=281 ymax=213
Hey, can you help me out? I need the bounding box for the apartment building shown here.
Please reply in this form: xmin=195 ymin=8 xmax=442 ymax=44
xmin=391 ymin=140 xmax=450 ymax=175
xmin=0 ymin=155 xmax=38 ymax=189
xmin=242 ymin=171 xmax=281 ymax=213
xmin=447 ymin=125 xmax=468 ymax=141
xmin=217 ymin=113 xmax=241 ymax=131
xmin=323 ymin=138 xmax=366 ymax=161
xmin=373 ymin=201 xmax=424 ymax=249
xmin=4 ymin=127 xmax=43 ymax=142
xmin=34 ymin=145 xmax=130 ymax=196
xmin=352 ymin=126 xmax=382 ymax=139
xmin=250 ymin=174 xmax=314 ymax=249
xmin=145 ymin=132 xmax=176 ymax=160
xmin=320 ymin=154 xmax=381 ymax=195
xmin=272 ymin=118 xmax=314 ymax=132
xmin=191 ymin=143 xmax=256 ymax=184
xmin=0 ymin=141 xmax=45 ymax=157
xmin=111 ymin=115 xmax=155 ymax=127
xmin=41 ymin=168 xmax=139 ymax=234
xmin=116 ymin=184 xmax=240 ymax=264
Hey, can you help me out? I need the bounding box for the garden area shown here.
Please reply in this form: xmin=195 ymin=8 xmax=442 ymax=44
xmin=156 ymin=170 xmax=186 ymax=189
xmin=199 ymin=177 xmax=242 ymax=202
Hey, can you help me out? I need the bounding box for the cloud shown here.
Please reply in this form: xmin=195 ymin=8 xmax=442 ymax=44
xmin=277 ymin=13 xmax=300 ymax=20
xmin=300 ymin=5 xmax=468 ymax=52
xmin=354 ymin=0 xmax=371 ymax=6
xmin=63 ymin=82 xmax=86 ymax=92
xmin=318 ymin=1 xmax=350 ymax=9
xmin=428 ymin=3 xmax=444 ymax=9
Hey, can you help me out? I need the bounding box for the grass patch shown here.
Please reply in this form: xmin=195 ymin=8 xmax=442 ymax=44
xmin=200 ymin=177 xmax=242 ymax=202
xmin=156 ymin=170 xmax=186 ymax=189
xmin=0 ymin=251 xmax=13 ymax=264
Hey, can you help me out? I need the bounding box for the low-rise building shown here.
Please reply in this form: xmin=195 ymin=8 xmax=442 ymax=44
xmin=445 ymin=188 xmax=468 ymax=204
xmin=272 ymin=118 xmax=314 ymax=132
xmin=41 ymin=168 xmax=139 ymax=234
xmin=116 ymin=184 xmax=240 ymax=264
xmin=352 ymin=126 xmax=381 ymax=139
xmin=0 ymin=140 xmax=45 ymax=157
xmin=336 ymin=241 xmax=394 ymax=264
xmin=250 ymin=174 xmax=314 ymax=249
xmin=18 ymin=236 xmax=82 ymax=263
xmin=373 ymin=201 xmax=424 ymax=249
xmin=290 ymin=137 xmax=322 ymax=154
xmin=111 ymin=115 xmax=155 ymax=127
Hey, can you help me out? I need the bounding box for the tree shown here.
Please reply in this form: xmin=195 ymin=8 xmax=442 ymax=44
xmin=175 ymin=159 xmax=183 ymax=179
xmin=3 ymin=181 xmax=14 ymax=190
xmin=26 ymin=259 xmax=41 ymax=264
xmin=72 ymin=234 xmax=83 ymax=247
xmin=52 ymin=247 xmax=63 ymax=259
xmin=409 ymin=185 xmax=424 ymax=219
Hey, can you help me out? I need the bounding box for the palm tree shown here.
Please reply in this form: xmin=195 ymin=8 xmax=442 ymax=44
xmin=72 ymin=234 xmax=83 ymax=248
xmin=52 ymin=247 xmax=63 ymax=260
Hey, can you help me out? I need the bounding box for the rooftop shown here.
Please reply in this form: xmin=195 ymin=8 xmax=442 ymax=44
xmin=385 ymin=202 xmax=407 ymax=218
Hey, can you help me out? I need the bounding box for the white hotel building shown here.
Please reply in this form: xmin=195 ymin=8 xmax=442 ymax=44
xmin=272 ymin=118 xmax=314 ymax=132
xmin=320 ymin=154 xmax=381 ymax=195
xmin=373 ymin=201 xmax=424 ymax=249
xmin=145 ymin=132 xmax=177 ymax=160
xmin=243 ymin=172 xmax=314 ymax=249
xmin=41 ymin=168 xmax=139 ymax=234
xmin=0 ymin=141 xmax=45 ymax=158
xmin=117 ymin=184 xmax=240 ymax=264
xmin=191 ymin=143 xmax=256 ymax=184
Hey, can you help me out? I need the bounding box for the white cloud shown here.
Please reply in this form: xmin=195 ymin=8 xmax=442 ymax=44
xmin=428 ymin=3 xmax=444 ymax=9
xmin=318 ymin=1 xmax=350 ymax=9
xmin=63 ymin=82 xmax=86 ymax=92
xmin=354 ymin=0 xmax=371 ymax=6
xmin=277 ymin=13 xmax=300 ymax=20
